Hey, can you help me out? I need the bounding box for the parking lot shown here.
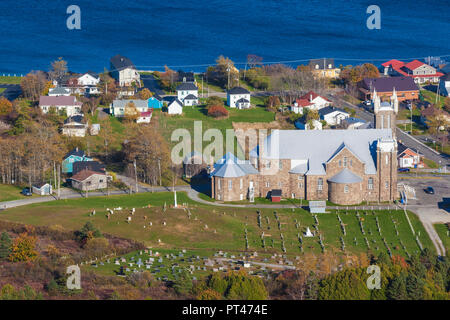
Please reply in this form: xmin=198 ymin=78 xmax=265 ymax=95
xmin=399 ymin=175 xmax=450 ymax=208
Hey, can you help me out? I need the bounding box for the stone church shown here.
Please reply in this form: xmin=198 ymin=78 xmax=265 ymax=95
xmin=210 ymin=90 xmax=399 ymax=205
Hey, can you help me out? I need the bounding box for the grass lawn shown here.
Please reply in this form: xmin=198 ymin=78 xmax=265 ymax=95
xmin=158 ymin=104 xmax=275 ymax=154
xmin=434 ymin=224 xmax=449 ymax=255
xmin=0 ymin=192 xmax=434 ymax=258
xmin=0 ymin=184 xmax=41 ymax=202
xmin=194 ymin=75 xmax=225 ymax=93
xmin=421 ymin=89 xmax=445 ymax=109
xmin=423 ymin=158 xmax=439 ymax=169
xmin=0 ymin=76 xmax=22 ymax=84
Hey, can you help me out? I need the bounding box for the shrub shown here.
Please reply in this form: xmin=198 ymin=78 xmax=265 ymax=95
xmin=207 ymin=105 xmax=228 ymax=118
xmin=9 ymin=233 xmax=39 ymax=262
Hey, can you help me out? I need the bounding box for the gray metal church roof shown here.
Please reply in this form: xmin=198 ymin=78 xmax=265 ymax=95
xmin=211 ymin=153 xmax=258 ymax=178
xmin=328 ymin=168 xmax=363 ymax=184
xmin=249 ymin=129 xmax=394 ymax=175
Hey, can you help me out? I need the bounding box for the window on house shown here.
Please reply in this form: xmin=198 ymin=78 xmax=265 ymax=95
xmin=240 ymin=194 xmax=243 ymax=200
xmin=350 ymin=159 xmax=353 ymax=167
xmin=344 ymin=185 xmax=349 ymax=193
xmin=298 ymin=182 xmax=303 ymax=188
xmin=218 ymin=194 xmax=221 ymax=200
xmin=339 ymin=160 xmax=342 ymax=167
xmin=317 ymin=178 xmax=323 ymax=191
xmin=343 ymin=157 xmax=348 ymax=167
xmin=385 ymin=181 xmax=389 ymax=189
xmin=368 ymin=178 xmax=374 ymax=190
xmin=266 ymin=161 xmax=271 ymax=169
xmin=386 ymin=155 xmax=389 ymax=165
xmin=298 ymin=175 xmax=303 ymax=180
xmin=218 ymin=179 xmax=221 ymax=190
xmin=240 ymin=179 xmax=243 ymax=190
xmin=266 ymin=181 xmax=270 ymax=188
xmin=278 ymin=182 xmax=282 ymax=187
xmin=279 ymin=160 xmax=283 ymax=170
xmin=228 ymin=180 xmax=232 ymax=190
xmin=291 ymin=193 xmax=295 ymax=198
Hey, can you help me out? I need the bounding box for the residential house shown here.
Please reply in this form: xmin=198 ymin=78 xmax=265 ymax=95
xmin=73 ymin=161 xmax=105 ymax=176
xmin=176 ymin=82 xmax=198 ymax=106
xmin=319 ymin=106 xmax=349 ymax=125
xmin=71 ymin=169 xmax=107 ymax=191
xmin=177 ymin=71 xmax=195 ymax=83
xmin=382 ymin=59 xmax=444 ymax=84
xmin=111 ymin=99 xmax=149 ymax=117
xmin=167 ymin=97 xmax=183 ymax=115
xmin=439 ymin=73 xmax=450 ymax=97
xmin=32 ymin=182 xmax=53 ymax=196
xmin=110 ymin=54 xmax=141 ymax=87
xmin=62 ymin=115 xmax=88 ymax=137
xmin=397 ymin=143 xmax=421 ymax=168
xmin=290 ymin=91 xmax=331 ymax=114
xmin=77 ymin=72 xmax=100 ymax=95
xmin=148 ymin=95 xmax=163 ymax=109
xmin=341 ymin=117 xmax=369 ymax=130
xmin=62 ymin=148 xmax=93 ymax=174
xmin=309 ymin=58 xmax=340 ymax=78
xmin=227 ymin=87 xmax=251 ymax=109
xmin=357 ymin=76 xmax=419 ymax=102
xmin=137 ymin=110 xmax=153 ymax=123
xmin=39 ymin=96 xmax=82 ymax=117
xmin=295 ymin=119 xmax=323 ymax=130
xmin=48 ymin=87 xmax=71 ymax=97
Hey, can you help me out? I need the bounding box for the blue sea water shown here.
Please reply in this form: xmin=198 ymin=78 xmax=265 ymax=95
xmin=0 ymin=0 xmax=449 ymax=74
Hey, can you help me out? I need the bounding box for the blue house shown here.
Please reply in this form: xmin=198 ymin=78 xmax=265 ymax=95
xmin=148 ymin=95 xmax=163 ymax=109
xmin=62 ymin=148 xmax=92 ymax=174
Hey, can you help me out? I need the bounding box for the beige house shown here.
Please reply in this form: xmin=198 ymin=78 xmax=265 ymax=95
xmin=110 ymin=55 xmax=141 ymax=87
xmin=71 ymin=169 xmax=107 ymax=191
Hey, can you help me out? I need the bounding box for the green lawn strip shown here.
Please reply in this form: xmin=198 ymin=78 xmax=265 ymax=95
xmin=434 ymin=224 xmax=449 ymax=255
xmin=0 ymin=184 xmax=42 ymax=202
xmin=0 ymin=76 xmax=22 ymax=84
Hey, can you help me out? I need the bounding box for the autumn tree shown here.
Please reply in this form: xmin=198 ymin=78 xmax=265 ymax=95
xmin=75 ymin=222 xmax=102 ymax=247
xmin=98 ymin=71 xmax=118 ymax=105
xmin=0 ymin=97 xmax=13 ymax=115
xmin=207 ymin=105 xmax=229 ymax=118
xmin=124 ymin=101 xmax=140 ymax=122
xmin=9 ymin=233 xmax=39 ymax=262
xmin=139 ymin=88 xmax=152 ymax=100
xmin=160 ymin=66 xmax=178 ymax=92
xmin=206 ymin=96 xmax=224 ymax=107
xmin=123 ymin=125 xmax=170 ymax=186
xmin=49 ymin=57 xmax=68 ymax=84
xmin=20 ymin=71 xmax=48 ymax=101
xmin=81 ymin=96 xmax=100 ymax=116
xmin=265 ymin=96 xmax=281 ymax=112
xmin=206 ymin=56 xmax=239 ymax=89
xmin=340 ymin=63 xmax=380 ymax=85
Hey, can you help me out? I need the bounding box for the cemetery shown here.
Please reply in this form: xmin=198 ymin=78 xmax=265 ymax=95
xmin=0 ymin=192 xmax=435 ymax=270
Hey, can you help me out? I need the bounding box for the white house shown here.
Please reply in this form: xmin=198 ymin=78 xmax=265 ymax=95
xmin=136 ymin=110 xmax=153 ymax=124
xmin=291 ymin=91 xmax=331 ymax=114
xmin=295 ymin=119 xmax=323 ymax=130
xmin=110 ymin=55 xmax=141 ymax=87
xmin=111 ymin=99 xmax=149 ymax=117
xmin=439 ymin=73 xmax=450 ymax=97
xmin=176 ymin=82 xmax=198 ymax=106
xmin=319 ymin=106 xmax=349 ymax=125
xmin=39 ymin=96 xmax=82 ymax=117
xmin=227 ymin=87 xmax=250 ymax=109
xmin=48 ymin=87 xmax=71 ymax=97
xmin=167 ymin=98 xmax=183 ymax=115
xmin=62 ymin=115 xmax=88 ymax=137
xmin=78 ymin=72 xmax=100 ymax=86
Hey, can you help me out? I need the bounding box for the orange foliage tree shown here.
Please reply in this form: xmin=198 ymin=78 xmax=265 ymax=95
xmin=9 ymin=233 xmax=39 ymax=262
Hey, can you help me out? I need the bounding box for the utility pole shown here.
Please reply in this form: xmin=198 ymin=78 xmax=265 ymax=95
xmin=57 ymin=164 xmax=61 ymax=200
xmin=133 ymin=159 xmax=138 ymax=193
xmin=227 ymin=63 xmax=231 ymax=90
xmin=158 ymin=158 xmax=162 ymax=186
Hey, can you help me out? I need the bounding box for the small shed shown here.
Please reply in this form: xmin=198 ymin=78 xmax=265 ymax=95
xmin=32 ymin=182 xmax=53 ymax=196
xmin=309 ymin=200 xmax=326 ymax=213
xmin=271 ymin=189 xmax=282 ymax=202
xmin=90 ymin=123 xmax=100 ymax=135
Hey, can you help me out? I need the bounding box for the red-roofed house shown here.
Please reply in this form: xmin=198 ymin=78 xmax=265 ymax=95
xmin=39 ymin=96 xmax=83 ymax=117
xmin=136 ymin=109 xmax=153 ymax=124
xmin=382 ymin=59 xmax=443 ymax=84
xmin=397 ymin=143 xmax=422 ymax=168
xmin=290 ymin=91 xmax=331 ymax=114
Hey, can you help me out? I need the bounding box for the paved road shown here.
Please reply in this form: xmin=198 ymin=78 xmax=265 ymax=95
xmin=328 ymin=93 xmax=449 ymax=167
xmin=0 ymin=84 xmax=21 ymax=100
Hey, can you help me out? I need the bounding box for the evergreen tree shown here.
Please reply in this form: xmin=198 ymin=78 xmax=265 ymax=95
xmin=0 ymin=232 xmax=12 ymax=259
xmin=386 ymin=272 xmax=407 ymax=300
xmin=406 ymin=275 xmax=424 ymax=300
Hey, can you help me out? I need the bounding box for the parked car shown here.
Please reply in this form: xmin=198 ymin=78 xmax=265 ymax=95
xmin=424 ymin=186 xmax=435 ymax=194
xmin=21 ymin=187 xmax=32 ymax=196
xmin=398 ymin=168 xmax=410 ymax=172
